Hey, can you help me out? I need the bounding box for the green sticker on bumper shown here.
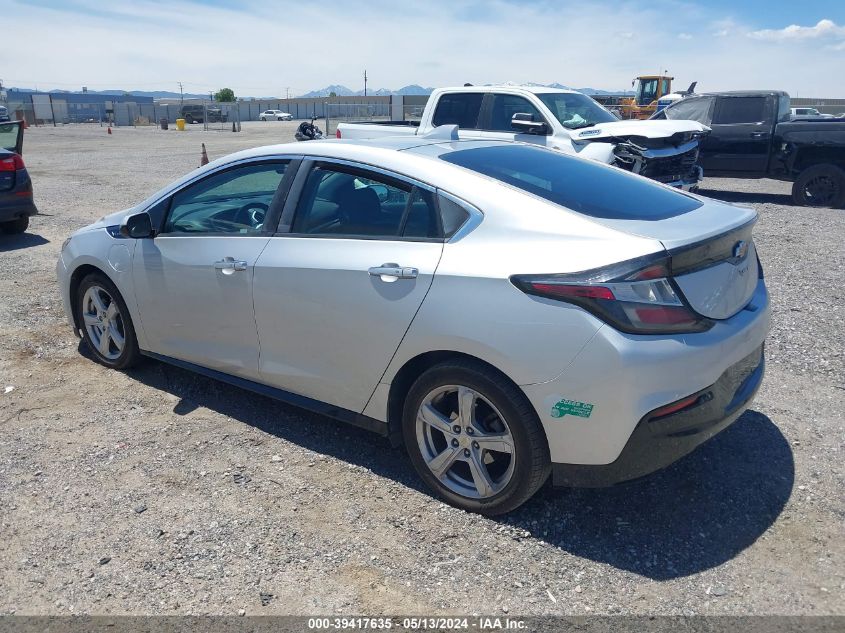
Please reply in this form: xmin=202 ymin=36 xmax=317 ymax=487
xmin=551 ymin=398 xmax=594 ymax=419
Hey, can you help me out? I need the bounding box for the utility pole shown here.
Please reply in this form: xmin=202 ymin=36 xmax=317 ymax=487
xmin=283 ymin=87 xmax=291 ymax=100
xmin=364 ymin=70 xmax=367 ymax=97
xmin=178 ymin=81 xmax=184 ymax=107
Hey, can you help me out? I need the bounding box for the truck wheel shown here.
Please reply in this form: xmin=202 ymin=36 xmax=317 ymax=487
xmin=791 ymin=164 xmax=845 ymax=208
xmin=402 ymin=359 xmax=551 ymax=515
xmin=0 ymin=216 xmax=29 ymax=235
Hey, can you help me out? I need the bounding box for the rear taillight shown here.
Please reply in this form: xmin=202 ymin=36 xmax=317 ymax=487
xmin=511 ymin=255 xmax=713 ymax=334
xmin=336 ymin=129 xmax=342 ymax=139
xmin=0 ymin=154 xmax=24 ymax=172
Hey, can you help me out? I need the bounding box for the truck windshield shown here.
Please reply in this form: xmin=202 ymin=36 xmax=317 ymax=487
xmin=536 ymin=93 xmax=617 ymax=130
xmin=439 ymin=144 xmax=701 ymax=220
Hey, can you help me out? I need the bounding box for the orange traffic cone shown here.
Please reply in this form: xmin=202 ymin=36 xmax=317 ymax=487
xmin=200 ymin=143 xmax=209 ymax=166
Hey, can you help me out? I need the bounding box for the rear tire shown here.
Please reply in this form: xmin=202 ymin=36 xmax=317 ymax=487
xmin=791 ymin=164 xmax=845 ymax=208
xmin=0 ymin=216 xmax=29 ymax=235
xmin=402 ymin=359 xmax=550 ymax=515
xmin=76 ymin=273 xmax=141 ymax=370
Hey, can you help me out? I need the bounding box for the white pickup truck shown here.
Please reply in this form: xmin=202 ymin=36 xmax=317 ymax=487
xmin=337 ymin=85 xmax=709 ymax=189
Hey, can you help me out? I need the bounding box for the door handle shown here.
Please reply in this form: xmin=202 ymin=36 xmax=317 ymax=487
xmin=750 ymin=132 xmax=769 ymax=139
xmin=368 ymin=263 xmax=418 ymax=280
xmin=214 ymin=257 xmax=248 ymax=273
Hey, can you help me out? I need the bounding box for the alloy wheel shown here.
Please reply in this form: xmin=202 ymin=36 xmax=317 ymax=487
xmin=803 ymin=174 xmax=838 ymax=206
xmin=416 ymin=385 xmax=515 ymax=499
xmin=81 ymin=285 xmax=126 ymax=361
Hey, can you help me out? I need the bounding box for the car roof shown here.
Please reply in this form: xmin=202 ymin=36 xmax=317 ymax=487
xmin=437 ymin=84 xmax=579 ymax=95
xmin=683 ymin=90 xmax=788 ymax=98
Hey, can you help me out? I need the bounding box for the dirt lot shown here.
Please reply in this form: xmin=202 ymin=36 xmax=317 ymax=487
xmin=0 ymin=122 xmax=842 ymax=616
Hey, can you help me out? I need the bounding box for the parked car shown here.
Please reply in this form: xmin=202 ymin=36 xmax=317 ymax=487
xmin=0 ymin=121 xmax=37 ymax=234
xmin=260 ymin=110 xmax=294 ymax=121
xmin=0 ymin=105 xmax=10 ymax=123
xmin=790 ymin=107 xmax=834 ymax=119
xmin=337 ymin=85 xmax=709 ymax=190
xmin=180 ymin=104 xmax=227 ymax=124
xmin=654 ymin=91 xmax=845 ymax=207
xmin=57 ymin=135 xmax=769 ymax=514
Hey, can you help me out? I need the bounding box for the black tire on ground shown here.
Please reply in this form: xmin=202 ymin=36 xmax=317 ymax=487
xmin=0 ymin=215 xmax=29 ymax=235
xmin=184 ymin=115 xmax=193 ymax=124
xmin=791 ymin=164 xmax=845 ymax=208
xmin=76 ymin=273 xmax=142 ymax=370
xmin=402 ymin=359 xmax=551 ymax=515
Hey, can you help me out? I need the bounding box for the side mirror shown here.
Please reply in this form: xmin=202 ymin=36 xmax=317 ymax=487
xmin=369 ymin=184 xmax=390 ymax=203
xmin=511 ymin=113 xmax=548 ymax=135
xmin=119 ymin=212 xmax=154 ymax=238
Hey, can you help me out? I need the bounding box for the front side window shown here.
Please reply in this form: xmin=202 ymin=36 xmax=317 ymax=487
xmin=292 ymin=165 xmax=439 ymax=239
xmin=536 ymin=93 xmax=616 ymax=130
xmin=488 ymin=94 xmax=546 ymax=132
xmin=162 ymin=162 xmax=288 ymax=234
xmin=638 ymin=79 xmax=658 ymax=105
xmin=713 ymin=97 xmax=767 ymax=124
xmin=431 ymin=93 xmax=484 ymax=129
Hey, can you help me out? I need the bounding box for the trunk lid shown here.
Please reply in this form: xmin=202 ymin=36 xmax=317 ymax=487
xmin=593 ymin=197 xmax=759 ymax=320
xmin=0 ymin=121 xmax=24 ymax=155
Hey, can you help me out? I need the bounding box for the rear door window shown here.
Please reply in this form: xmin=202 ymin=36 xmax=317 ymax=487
xmin=431 ymin=93 xmax=484 ymax=129
xmin=440 ymin=144 xmax=701 ymax=220
xmin=712 ymin=97 xmax=767 ymax=124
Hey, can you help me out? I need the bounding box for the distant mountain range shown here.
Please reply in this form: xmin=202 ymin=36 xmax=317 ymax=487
xmin=6 ymin=82 xmax=634 ymax=100
xmin=299 ymin=82 xmax=633 ymax=97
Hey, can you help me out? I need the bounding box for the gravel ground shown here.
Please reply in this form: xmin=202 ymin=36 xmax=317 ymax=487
xmin=0 ymin=123 xmax=842 ymax=616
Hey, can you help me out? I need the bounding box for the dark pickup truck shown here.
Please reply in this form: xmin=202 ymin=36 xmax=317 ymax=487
xmin=653 ymin=90 xmax=845 ymax=207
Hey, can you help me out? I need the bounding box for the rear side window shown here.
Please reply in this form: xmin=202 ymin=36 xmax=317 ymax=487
xmin=432 ymin=93 xmax=484 ymax=129
xmin=438 ymin=194 xmax=471 ymax=237
xmin=713 ymin=97 xmax=767 ymax=124
xmin=664 ymin=97 xmax=713 ymax=124
xmin=440 ymin=145 xmax=701 ymax=221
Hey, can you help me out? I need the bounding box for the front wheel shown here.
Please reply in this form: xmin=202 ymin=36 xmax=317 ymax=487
xmin=402 ymin=360 xmax=550 ymax=515
xmin=791 ymin=164 xmax=845 ymax=208
xmin=260 ymin=117 xmax=266 ymax=121
xmin=0 ymin=216 xmax=29 ymax=234
xmin=77 ymin=274 xmax=141 ymax=369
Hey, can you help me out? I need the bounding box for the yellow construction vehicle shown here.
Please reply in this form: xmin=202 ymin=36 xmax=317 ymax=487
xmin=618 ymin=75 xmax=674 ymax=119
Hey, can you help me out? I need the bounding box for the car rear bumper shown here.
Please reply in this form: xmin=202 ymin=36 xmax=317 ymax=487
xmin=0 ymin=197 xmax=38 ymax=222
xmin=521 ymin=278 xmax=770 ymax=469
xmin=552 ymin=344 xmax=764 ymax=487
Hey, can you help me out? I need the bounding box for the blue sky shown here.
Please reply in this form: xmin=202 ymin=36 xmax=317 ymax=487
xmin=2 ymin=0 xmax=844 ymax=97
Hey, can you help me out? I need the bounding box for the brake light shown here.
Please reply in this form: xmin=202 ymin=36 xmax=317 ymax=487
xmin=336 ymin=129 xmax=342 ymax=139
xmin=0 ymin=154 xmax=24 ymax=172
xmin=511 ymin=255 xmax=713 ymax=334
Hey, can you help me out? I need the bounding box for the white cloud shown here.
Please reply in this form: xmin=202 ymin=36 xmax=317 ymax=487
xmin=713 ymin=29 xmax=729 ymax=37
xmin=749 ymin=18 xmax=845 ymax=41
xmin=2 ymin=1 xmax=844 ymax=98
xmin=678 ymin=33 xmax=693 ymax=40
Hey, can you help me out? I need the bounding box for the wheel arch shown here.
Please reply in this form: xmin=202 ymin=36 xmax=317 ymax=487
xmin=384 ymin=350 xmax=541 ymax=448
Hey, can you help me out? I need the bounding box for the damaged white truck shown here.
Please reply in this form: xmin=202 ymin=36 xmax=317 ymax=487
xmin=337 ymin=85 xmax=708 ymax=189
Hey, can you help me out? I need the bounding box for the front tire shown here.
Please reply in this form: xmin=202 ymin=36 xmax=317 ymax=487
xmin=791 ymin=164 xmax=845 ymax=208
xmin=260 ymin=117 xmax=266 ymax=121
xmin=0 ymin=216 xmax=29 ymax=235
xmin=77 ymin=273 xmax=141 ymax=369
xmin=402 ymin=359 xmax=550 ymax=515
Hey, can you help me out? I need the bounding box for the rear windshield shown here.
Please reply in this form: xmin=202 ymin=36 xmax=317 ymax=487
xmin=439 ymin=145 xmax=702 ymax=220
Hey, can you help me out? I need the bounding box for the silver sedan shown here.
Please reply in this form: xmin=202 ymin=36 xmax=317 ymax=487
xmin=57 ymin=133 xmax=769 ymax=514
